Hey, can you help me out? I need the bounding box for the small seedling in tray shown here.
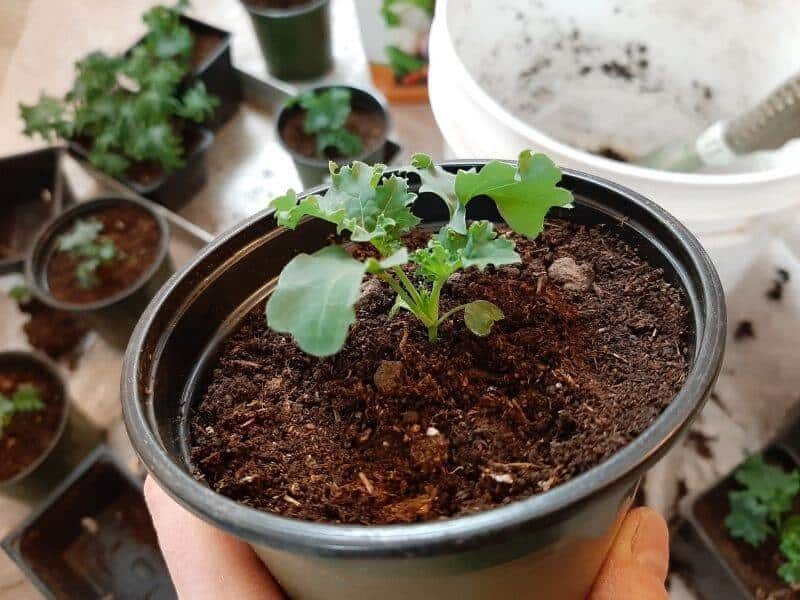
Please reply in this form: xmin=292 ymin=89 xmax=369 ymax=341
xmin=0 ymin=385 xmax=44 ymax=439
xmin=57 ymin=219 xmax=122 ymax=289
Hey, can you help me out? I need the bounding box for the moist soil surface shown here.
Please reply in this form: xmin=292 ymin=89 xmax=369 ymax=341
xmin=695 ymin=451 xmax=800 ymax=599
xmin=46 ymin=205 xmax=160 ymax=305
xmin=280 ymin=107 xmax=385 ymax=161
xmin=0 ymin=357 xmax=65 ymax=482
xmin=191 ymin=219 xmax=692 ymax=525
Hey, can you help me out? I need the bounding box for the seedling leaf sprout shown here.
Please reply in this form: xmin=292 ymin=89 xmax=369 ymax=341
xmin=725 ymin=455 xmax=800 ymax=584
xmin=267 ymin=150 xmax=573 ymax=357
xmin=290 ymin=88 xmax=363 ymax=158
xmin=0 ymin=384 xmax=44 ymax=438
xmin=58 ymin=218 xmax=122 ymax=289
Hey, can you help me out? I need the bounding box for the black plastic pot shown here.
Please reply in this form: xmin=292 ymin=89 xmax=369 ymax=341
xmin=68 ymin=125 xmax=213 ymax=210
xmin=0 ymin=147 xmax=70 ymax=275
xmin=0 ymin=351 xmax=102 ymax=505
xmin=243 ymin=0 xmax=332 ymax=80
xmin=277 ymin=85 xmax=391 ymax=189
xmin=25 ymin=196 xmax=173 ymax=350
xmin=672 ymin=419 xmax=800 ymax=599
xmin=122 ymin=162 xmax=725 ymax=599
xmin=2 ymin=445 xmax=176 ymax=600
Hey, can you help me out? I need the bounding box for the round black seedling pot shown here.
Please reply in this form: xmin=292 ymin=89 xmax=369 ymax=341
xmin=243 ymin=0 xmax=332 ymax=80
xmin=277 ymin=84 xmax=391 ymax=189
xmin=122 ymin=163 xmax=725 ymax=599
xmin=0 ymin=351 xmax=102 ymax=504
xmin=26 ymin=197 xmax=173 ymax=350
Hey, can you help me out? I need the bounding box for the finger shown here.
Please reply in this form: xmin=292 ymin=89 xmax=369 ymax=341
xmin=144 ymin=476 xmax=285 ymax=600
xmin=589 ymin=506 xmax=670 ymax=600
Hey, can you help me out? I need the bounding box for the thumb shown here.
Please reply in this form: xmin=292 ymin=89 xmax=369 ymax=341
xmin=589 ymin=506 xmax=670 ymax=600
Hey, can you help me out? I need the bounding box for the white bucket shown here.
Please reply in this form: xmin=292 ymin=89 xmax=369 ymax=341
xmin=429 ymin=0 xmax=800 ymax=291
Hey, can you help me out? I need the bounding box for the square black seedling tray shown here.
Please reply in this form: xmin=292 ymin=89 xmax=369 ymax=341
xmin=0 ymin=147 xmax=71 ymax=274
xmin=672 ymin=443 xmax=800 ymax=599
xmin=2 ymin=446 xmax=176 ymax=600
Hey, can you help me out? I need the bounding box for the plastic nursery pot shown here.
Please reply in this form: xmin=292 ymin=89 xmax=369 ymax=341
xmin=2 ymin=445 xmax=176 ymax=600
xmin=242 ymin=0 xmax=333 ymax=80
xmin=0 ymin=147 xmax=69 ymax=275
xmin=68 ymin=125 xmax=213 ymax=211
xmin=277 ymin=85 xmax=391 ymax=189
xmin=25 ymin=196 xmax=173 ymax=350
xmin=122 ymin=163 xmax=726 ymax=600
xmin=0 ymin=351 xmax=102 ymax=505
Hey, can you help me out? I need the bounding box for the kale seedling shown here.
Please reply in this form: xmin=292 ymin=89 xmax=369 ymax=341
xmin=57 ymin=219 xmax=121 ymax=289
xmin=0 ymin=384 xmax=44 ymax=438
xmin=289 ymin=88 xmax=363 ymax=159
xmin=19 ymin=1 xmax=218 ymax=178
xmin=725 ymin=455 xmax=800 ymax=585
xmin=266 ymin=149 xmax=573 ymax=357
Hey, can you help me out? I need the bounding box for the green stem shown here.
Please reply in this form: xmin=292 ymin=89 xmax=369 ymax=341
xmin=436 ymin=304 xmax=468 ymax=326
xmin=392 ymin=266 xmax=423 ymax=307
xmin=377 ymin=271 xmax=417 ymax=311
xmin=427 ymin=324 xmax=438 ymax=342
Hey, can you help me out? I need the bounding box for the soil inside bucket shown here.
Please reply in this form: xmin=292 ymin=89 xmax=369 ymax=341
xmin=191 ymin=219 xmax=692 ymax=525
xmin=694 ymin=451 xmax=800 ymax=598
xmin=0 ymin=357 xmax=65 ymax=483
xmin=280 ymin=108 xmax=386 ymax=161
xmin=46 ymin=204 xmax=160 ymax=305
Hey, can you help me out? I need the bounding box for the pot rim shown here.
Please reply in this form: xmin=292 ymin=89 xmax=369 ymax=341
xmin=25 ymin=196 xmax=171 ymax=313
xmin=122 ymin=162 xmax=726 ymax=558
xmin=275 ymin=83 xmax=391 ymax=170
xmin=242 ymin=0 xmax=329 ymax=18
xmin=0 ymin=350 xmax=70 ymax=487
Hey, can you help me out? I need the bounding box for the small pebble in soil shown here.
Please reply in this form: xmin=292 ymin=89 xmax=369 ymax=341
xmin=373 ymin=360 xmax=404 ymax=394
xmin=734 ymin=320 xmax=755 ymax=341
xmin=547 ymin=256 xmax=595 ymax=292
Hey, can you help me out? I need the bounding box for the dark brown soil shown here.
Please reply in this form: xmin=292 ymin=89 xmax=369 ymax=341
xmin=188 ymin=29 xmax=226 ymax=71
xmin=0 ymin=357 xmax=65 ymax=482
xmin=46 ymin=205 xmax=160 ymax=304
xmin=245 ymin=0 xmax=315 ymax=9
xmin=17 ymin=297 xmax=90 ymax=361
xmin=280 ymin=108 xmax=386 ymax=161
xmin=191 ymin=219 xmax=692 ymax=525
xmin=695 ymin=451 xmax=800 ymax=599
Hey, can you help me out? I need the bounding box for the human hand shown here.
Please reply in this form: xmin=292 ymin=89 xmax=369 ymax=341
xmin=145 ymin=478 xmax=668 ymax=599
